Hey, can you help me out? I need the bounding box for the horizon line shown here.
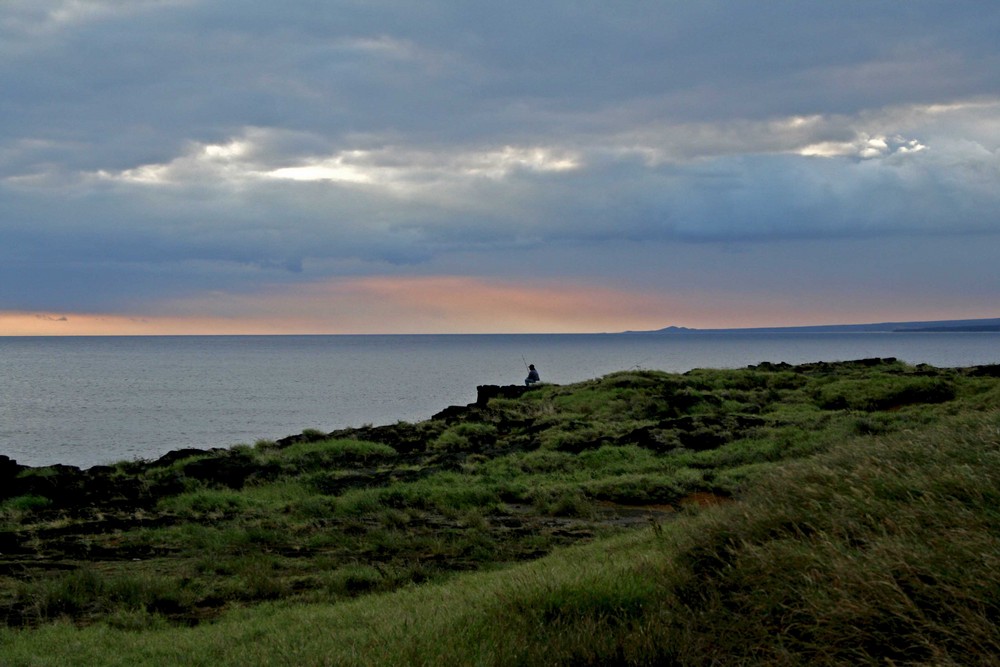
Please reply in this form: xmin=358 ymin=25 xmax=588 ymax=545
xmin=3 ymin=314 xmax=1000 ymax=338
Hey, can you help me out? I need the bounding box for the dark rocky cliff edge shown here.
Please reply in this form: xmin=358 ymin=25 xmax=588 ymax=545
xmin=5 ymin=361 xmax=1000 ymax=512
xmin=0 ymin=384 xmax=538 ymax=511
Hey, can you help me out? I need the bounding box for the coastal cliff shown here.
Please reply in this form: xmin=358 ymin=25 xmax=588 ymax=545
xmin=2 ymin=359 xmax=999 ymax=665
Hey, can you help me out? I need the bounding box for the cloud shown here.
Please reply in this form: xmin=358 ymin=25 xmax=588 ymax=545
xmin=2 ymin=98 xmax=999 ymax=317
xmin=2 ymin=2 xmax=1000 ymax=330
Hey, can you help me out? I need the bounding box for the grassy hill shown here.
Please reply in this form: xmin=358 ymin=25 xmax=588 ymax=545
xmin=1 ymin=359 xmax=999 ymax=665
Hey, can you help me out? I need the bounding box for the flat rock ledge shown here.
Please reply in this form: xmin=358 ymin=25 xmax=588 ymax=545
xmin=474 ymin=384 xmax=541 ymax=405
xmin=429 ymin=384 xmax=545 ymax=423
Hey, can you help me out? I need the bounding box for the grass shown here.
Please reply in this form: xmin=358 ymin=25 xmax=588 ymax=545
xmin=1 ymin=359 xmax=999 ymax=664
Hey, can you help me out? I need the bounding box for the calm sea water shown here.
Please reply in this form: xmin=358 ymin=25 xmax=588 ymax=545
xmin=1 ymin=333 xmax=997 ymax=469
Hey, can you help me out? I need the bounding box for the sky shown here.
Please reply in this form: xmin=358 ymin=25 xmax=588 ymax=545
xmin=2 ymin=1 xmax=999 ymax=335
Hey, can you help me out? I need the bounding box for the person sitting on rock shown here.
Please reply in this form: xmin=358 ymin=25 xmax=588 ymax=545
xmin=525 ymin=364 xmax=540 ymax=386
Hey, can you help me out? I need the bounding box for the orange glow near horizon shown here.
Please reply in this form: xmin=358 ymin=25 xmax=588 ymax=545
xmin=0 ymin=276 xmax=986 ymax=336
xmin=0 ymin=311 xmax=296 ymax=336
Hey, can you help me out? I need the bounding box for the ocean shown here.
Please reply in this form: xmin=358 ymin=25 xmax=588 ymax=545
xmin=1 ymin=333 xmax=997 ymax=469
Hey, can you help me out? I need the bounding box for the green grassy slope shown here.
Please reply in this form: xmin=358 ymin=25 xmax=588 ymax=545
xmin=2 ymin=359 xmax=999 ymax=665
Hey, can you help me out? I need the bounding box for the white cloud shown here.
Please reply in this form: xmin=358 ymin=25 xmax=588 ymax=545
xmin=94 ymin=139 xmax=254 ymax=186
xmin=267 ymin=145 xmax=581 ymax=184
xmin=79 ymin=95 xmax=992 ymax=196
xmin=89 ymin=130 xmax=583 ymax=192
xmin=8 ymin=94 xmax=990 ymax=266
xmin=268 ymin=156 xmax=376 ymax=185
xmin=1 ymin=0 xmax=192 ymax=38
xmin=797 ymin=132 xmax=927 ymax=159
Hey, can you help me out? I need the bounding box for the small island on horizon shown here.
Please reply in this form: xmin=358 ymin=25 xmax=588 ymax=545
xmin=625 ymin=316 xmax=1000 ymax=335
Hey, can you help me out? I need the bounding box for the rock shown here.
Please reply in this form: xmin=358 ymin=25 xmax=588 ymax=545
xmin=15 ymin=464 xmax=85 ymax=506
xmin=181 ymin=450 xmax=261 ymax=489
xmin=655 ymin=414 xmax=766 ymax=451
xmin=332 ymin=421 xmax=445 ymax=454
xmin=152 ymin=448 xmax=217 ymax=468
xmin=431 ymin=404 xmax=475 ymax=422
xmin=967 ymin=364 xmax=1000 ymax=378
xmin=0 ymin=456 xmax=25 ymax=500
xmin=475 ymin=384 xmax=538 ymax=406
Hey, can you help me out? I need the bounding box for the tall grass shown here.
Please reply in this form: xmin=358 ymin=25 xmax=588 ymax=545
xmin=4 ymin=412 xmax=998 ymax=665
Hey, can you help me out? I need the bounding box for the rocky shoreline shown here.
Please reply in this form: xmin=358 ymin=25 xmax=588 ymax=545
xmin=7 ymin=359 xmax=1000 ymax=509
xmin=0 ymin=384 xmax=537 ymax=510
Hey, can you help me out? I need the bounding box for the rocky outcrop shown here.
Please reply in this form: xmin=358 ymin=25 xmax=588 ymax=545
xmin=0 ymin=455 xmax=24 ymax=494
xmin=475 ymin=384 xmax=540 ymax=406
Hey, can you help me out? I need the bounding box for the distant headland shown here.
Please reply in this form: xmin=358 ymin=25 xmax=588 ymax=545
xmin=624 ymin=316 xmax=1000 ymax=335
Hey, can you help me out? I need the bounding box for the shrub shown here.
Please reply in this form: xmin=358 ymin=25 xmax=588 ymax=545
xmin=157 ymin=489 xmax=251 ymax=516
xmin=530 ymin=487 xmax=594 ymax=517
xmin=327 ymin=565 xmax=385 ymax=597
xmin=816 ymin=376 xmax=955 ymax=411
xmin=538 ymin=421 xmax=611 ymax=452
xmin=584 ymin=469 xmax=706 ymax=504
xmin=1 ymin=494 xmax=52 ymax=515
xmin=13 ymin=568 xmax=190 ymax=627
xmin=515 ymin=450 xmax=577 ymax=474
xmin=276 ymin=438 xmax=396 ymax=468
xmin=430 ymin=423 xmax=498 ymax=452
xmin=579 ymin=445 xmax=657 ymax=473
